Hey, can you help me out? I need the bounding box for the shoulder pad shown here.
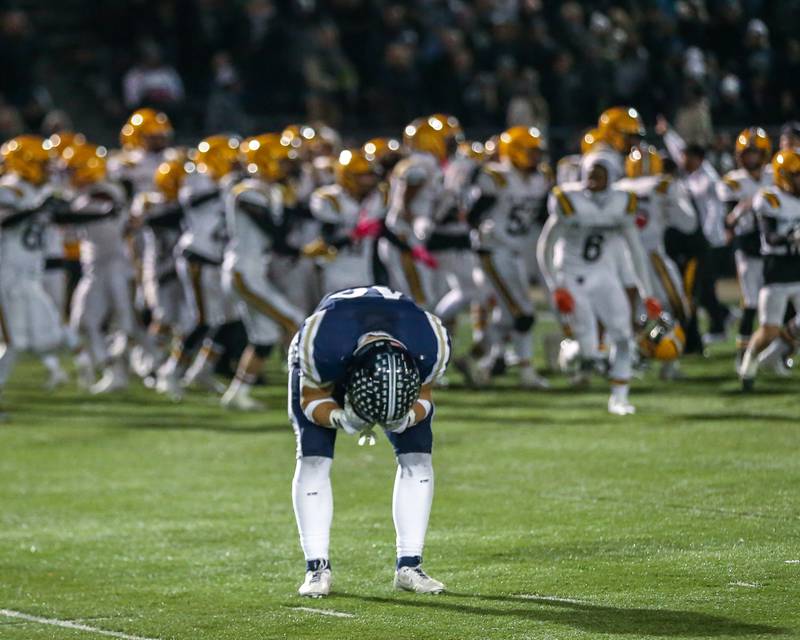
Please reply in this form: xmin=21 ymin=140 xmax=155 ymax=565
xmin=656 ymin=177 xmax=672 ymax=194
xmin=482 ymin=165 xmax=508 ymax=188
xmin=551 ymin=185 xmax=576 ymax=217
xmin=723 ymin=175 xmax=741 ymax=192
xmin=759 ymin=188 xmax=780 ymax=209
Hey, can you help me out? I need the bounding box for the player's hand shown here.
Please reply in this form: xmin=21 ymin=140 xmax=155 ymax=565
xmin=411 ymin=245 xmax=439 ymax=269
xmin=645 ymin=297 xmax=662 ymax=319
xmin=329 ymin=409 xmax=362 ymax=435
xmin=351 ymin=218 xmax=383 ymax=240
xmin=553 ymin=287 xmax=575 ymax=314
xmin=383 ymin=409 xmax=416 ymax=435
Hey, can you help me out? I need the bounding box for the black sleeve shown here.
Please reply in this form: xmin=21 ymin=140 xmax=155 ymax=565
xmin=759 ymin=213 xmax=788 ymax=248
xmin=145 ymin=203 xmax=184 ymax=229
xmin=467 ymin=194 xmax=497 ymax=228
xmin=321 ymin=222 xmax=352 ymax=250
xmin=239 ymin=199 xmax=280 ymax=236
xmin=0 ymin=208 xmax=37 ymax=229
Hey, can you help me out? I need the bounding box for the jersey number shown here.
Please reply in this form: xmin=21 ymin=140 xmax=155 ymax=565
xmin=22 ymin=220 xmax=45 ymax=251
xmin=507 ymin=205 xmax=532 ymax=237
xmin=582 ymin=233 xmax=604 ymax=262
xmin=329 ymin=286 xmax=404 ymax=301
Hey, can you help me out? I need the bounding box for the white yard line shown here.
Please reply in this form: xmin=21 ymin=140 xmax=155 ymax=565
xmin=728 ymin=581 xmax=761 ymax=588
xmin=288 ymin=606 xmax=355 ymax=618
xmin=0 ymin=609 xmax=160 ymax=640
xmin=785 ymin=560 xmax=800 ymax=564
xmin=516 ymin=594 xmax=590 ymax=605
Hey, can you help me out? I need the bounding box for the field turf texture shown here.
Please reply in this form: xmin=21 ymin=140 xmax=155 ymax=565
xmin=1 ymin=328 xmax=798 ymax=639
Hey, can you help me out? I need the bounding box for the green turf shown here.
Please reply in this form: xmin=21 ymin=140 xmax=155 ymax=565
xmin=0 ymin=335 xmax=798 ymax=639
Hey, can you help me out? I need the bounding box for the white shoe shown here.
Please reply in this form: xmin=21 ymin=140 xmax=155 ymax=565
xmin=519 ymin=366 xmax=550 ymax=389
xmin=221 ymin=386 xmax=264 ymax=411
xmin=155 ymin=371 xmax=184 ymax=401
xmin=44 ymin=367 xmax=69 ymax=391
xmin=298 ymin=561 xmax=332 ymax=598
xmin=182 ymin=367 xmax=226 ymax=394
xmin=394 ymin=565 xmax=445 ymax=594
xmin=608 ymin=396 xmax=636 ymax=415
xmin=771 ymin=358 xmax=793 ymax=378
xmin=130 ymin=345 xmax=156 ymax=378
xmin=90 ymin=365 xmax=129 ymax=395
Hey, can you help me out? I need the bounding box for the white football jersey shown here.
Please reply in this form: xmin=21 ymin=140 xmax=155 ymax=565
xmin=615 ymin=175 xmax=696 ymax=255
xmin=716 ymin=167 xmax=771 ymax=253
xmin=224 ymin=177 xmax=283 ymax=270
xmin=131 ymin=191 xmax=183 ymax=282
xmin=753 ymin=187 xmax=800 ymax=257
xmin=107 ymin=148 xmax=164 ymax=196
xmin=476 ymin=161 xmax=551 ymax=254
xmin=547 ymin=182 xmax=638 ymax=275
xmin=0 ymin=174 xmax=53 ymax=274
xmin=177 ymin=171 xmax=228 ymax=263
xmin=71 ymin=181 xmax=129 ymax=268
xmin=386 ymin=152 xmax=446 ymax=245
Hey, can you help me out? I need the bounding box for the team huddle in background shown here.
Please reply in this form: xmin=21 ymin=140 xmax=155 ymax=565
xmin=1 ymin=105 xmax=799 ymax=418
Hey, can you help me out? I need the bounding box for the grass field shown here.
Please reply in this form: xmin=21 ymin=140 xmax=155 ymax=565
xmin=1 ymin=327 xmax=799 ymax=639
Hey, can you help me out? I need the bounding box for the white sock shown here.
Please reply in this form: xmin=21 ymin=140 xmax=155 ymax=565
xmin=611 ymin=383 xmax=629 ymax=402
xmin=609 ymin=338 xmax=633 ymax=381
xmin=41 ymin=354 xmax=62 ymax=376
xmin=292 ymin=456 xmax=333 ymax=561
xmin=393 ymin=453 xmax=434 ymax=559
xmin=512 ymin=330 xmax=533 ymax=363
xmin=739 ymin=346 xmax=759 ymax=379
xmin=0 ymin=345 xmax=18 ymax=387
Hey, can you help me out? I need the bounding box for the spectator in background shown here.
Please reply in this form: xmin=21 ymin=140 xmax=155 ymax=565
xmin=375 ymin=39 xmax=421 ymax=126
xmin=205 ymin=52 xmax=250 ymax=134
xmin=675 ymin=82 xmax=714 ymax=147
xmin=302 ymin=23 xmax=358 ymax=127
xmin=506 ymin=68 xmax=549 ymax=132
xmin=0 ymin=103 xmax=24 ymax=140
xmin=123 ymin=40 xmax=185 ymax=111
xmin=713 ymin=74 xmax=749 ymax=126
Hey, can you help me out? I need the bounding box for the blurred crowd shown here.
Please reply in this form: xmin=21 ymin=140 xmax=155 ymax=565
xmin=1 ymin=0 xmax=799 ymax=153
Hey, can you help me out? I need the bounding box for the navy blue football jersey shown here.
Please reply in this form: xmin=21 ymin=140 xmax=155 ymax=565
xmin=294 ymin=286 xmax=450 ymax=387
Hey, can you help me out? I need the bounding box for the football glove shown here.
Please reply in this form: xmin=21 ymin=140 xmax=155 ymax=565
xmin=411 ymin=245 xmax=439 ymax=269
xmin=553 ymin=288 xmax=575 ymax=314
xmin=329 ymin=401 xmax=370 ymax=435
xmin=383 ymin=409 xmax=416 ymax=434
xmin=645 ymin=297 xmax=662 ymax=320
xmin=351 ymin=218 xmax=383 ymax=240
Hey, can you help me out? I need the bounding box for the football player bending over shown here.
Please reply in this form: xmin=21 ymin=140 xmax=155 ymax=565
xmin=739 ymin=149 xmax=800 ymax=390
xmin=538 ymin=153 xmax=661 ymax=415
xmin=289 ymin=286 xmax=449 ymax=597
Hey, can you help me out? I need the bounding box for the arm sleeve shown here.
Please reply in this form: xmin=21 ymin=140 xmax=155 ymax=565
xmin=621 ymin=220 xmax=654 ymax=297
xmin=665 ymin=182 xmax=698 ymax=234
xmin=662 ymin=129 xmax=686 ymax=166
xmin=536 ymin=213 xmax=562 ymax=293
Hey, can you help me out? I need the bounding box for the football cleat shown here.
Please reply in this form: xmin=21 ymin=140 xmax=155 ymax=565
xmin=44 ymin=366 xmax=69 ymax=391
xmin=608 ymin=396 xmax=636 ymax=415
xmin=519 ymin=366 xmax=550 ymax=389
xmin=182 ymin=368 xmax=226 ymax=394
xmin=90 ymin=364 xmax=129 ymax=395
xmin=394 ymin=565 xmax=445 ymax=594
xmin=155 ymin=371 xmax=184 ymax=401
xmin=220 ymin=386 xmax=264 ymax=411
xmin=298 ymin=560 xmax=332 ymax=598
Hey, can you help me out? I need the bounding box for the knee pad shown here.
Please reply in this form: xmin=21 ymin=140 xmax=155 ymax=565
xmin=397 ymin=452 xmax=433 ymax=476
xmin=253 ymin=343 xmax=274 ymax=359
xmin=513 ymin=314 xmax=535 ymax=333
xmin=296 ymin=456 xmax=333 ymax=482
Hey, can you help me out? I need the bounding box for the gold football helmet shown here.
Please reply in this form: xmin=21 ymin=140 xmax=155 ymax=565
xmin=45 ymin=131 xmax=86 ymax=157
xmin=363 ymin=137 xmax=402 ymax=174
xmin=120 ymin=108 xmax=173 ymax=150
xmin=580 ymin=127 xmax=604 ymax=154
xmin=638 ymin=315 xmax=686 ymax=361
xmin=484 ymin=135 xmax=499 ymax=161
xmin=335 ymin=148 xmax=377 ymax=197
xmin=598 ymin=106 xmax=645 ymax=153
xmin=498 ymin=126 xmax=546 ymax=171
xmin=625 ymin=145 xmax=664 ymax=178
xmin=772 ymin=149 xmax=800 ymax=194
xmin=192 ymin=135 xmax=240 ymax=181
xmin=61 ymin=143 xmax=108 ymax=187
xmin=735 ymin=127 xmax=771 ymax=160
xmin=240 ymin=133 xmax=298 ymax=182
xmin=404 ymin=114 xmax=464 ymax=161
xmin=154 ymin=149 xmax=188 ymax=201
xmin=1 ymin=135 xmax=50 ymax=185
